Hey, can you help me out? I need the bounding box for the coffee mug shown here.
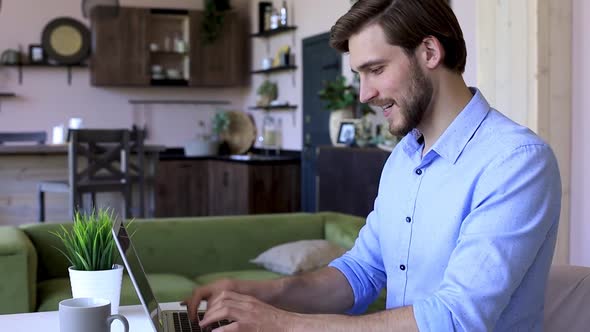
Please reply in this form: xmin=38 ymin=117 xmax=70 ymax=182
xmin=68 ymin=117 xmax=83 ymax=129
xmin=59 ymin=298 xmax=129 ymax=332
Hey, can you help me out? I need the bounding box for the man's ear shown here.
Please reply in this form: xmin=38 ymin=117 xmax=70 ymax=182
xmin=419 ymin=36 xmax=445 ymax=70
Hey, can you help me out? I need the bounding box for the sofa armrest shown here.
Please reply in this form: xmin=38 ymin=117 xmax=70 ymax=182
xmin=319 ymin=212 xmax=365 ymax=249
xmin=0 ymin=226 xmax=37 ymax=313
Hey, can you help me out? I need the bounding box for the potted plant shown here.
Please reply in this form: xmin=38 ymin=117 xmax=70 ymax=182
xmin=256 ymin=80 xmax=278 ymax=107
xmin=319 ymin=75 xmax=375 ymax=145
xmin=52 ymin=208 xmax=124 ymax=314
xmin=202 ymin=0 xmax=232 ymax=44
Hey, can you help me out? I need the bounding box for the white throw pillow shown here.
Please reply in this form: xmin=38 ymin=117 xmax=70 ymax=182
xmin=250 ymin=239 xmax=348 ymax=275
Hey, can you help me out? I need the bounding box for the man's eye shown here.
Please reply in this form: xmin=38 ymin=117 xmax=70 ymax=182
xmin=370 ymin=67 xmax=383 ymax=74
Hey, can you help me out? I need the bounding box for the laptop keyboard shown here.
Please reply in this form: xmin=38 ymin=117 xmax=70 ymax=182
xmin=173 ymin=312 xmax=231 ymax=332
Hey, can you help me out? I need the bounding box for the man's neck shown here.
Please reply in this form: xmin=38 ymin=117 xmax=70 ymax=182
xmin=417 ymin=75 xmax=473 ymax=156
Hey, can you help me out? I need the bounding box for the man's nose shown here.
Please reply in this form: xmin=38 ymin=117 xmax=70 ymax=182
xmin=359 ymin=80 xmax=377 ymax=104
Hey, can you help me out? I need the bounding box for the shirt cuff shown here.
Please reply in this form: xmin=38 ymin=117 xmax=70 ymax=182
xmin=413 ymin=296 xmax=455 ymax=332
xmin=329 ymin=254 xmax=380 ymax=315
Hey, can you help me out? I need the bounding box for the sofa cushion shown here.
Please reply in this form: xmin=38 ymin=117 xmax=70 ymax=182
xmin=36 ymin=274 xmax=195 ymax=312
xmin=250 ymin=240 xmax=347 ymax=275
xmin=194 ymin=269 xmax=282 ymax=285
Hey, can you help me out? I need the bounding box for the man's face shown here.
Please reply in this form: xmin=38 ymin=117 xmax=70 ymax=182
xmin=349 ymin=24 xmax=433 ymax=136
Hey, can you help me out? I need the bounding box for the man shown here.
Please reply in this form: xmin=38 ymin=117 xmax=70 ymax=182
xmin=185 ymin=0 xmax=561 ymax=330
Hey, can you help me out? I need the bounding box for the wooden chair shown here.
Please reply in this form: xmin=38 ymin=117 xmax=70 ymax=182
xmin=0 ymin=131 xmax=47 ymax=144
xmin=38 ymin=128 xmax=145 ymax=222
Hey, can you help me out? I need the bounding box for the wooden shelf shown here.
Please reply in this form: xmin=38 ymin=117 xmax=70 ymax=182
xmin=248 ymin=104 xmax=298 ymax=111
xmin=251 ymin=65 xmax=297 ymax=74
xmin=250 ymin=26 xmax=297 ymax=38
xmin=129 ymin=99 xmax=230 ymax=105
xmin=2 ymin=63 xmax=88 ymax=85
xmin=0 ymin=93 xmax=16 ymax=97
xmin=150 ymin=79 xmax=189 ymax=86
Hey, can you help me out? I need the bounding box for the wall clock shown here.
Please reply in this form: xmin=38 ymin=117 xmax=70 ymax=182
xmin=41 ymin=17 xmax=90 ymax=65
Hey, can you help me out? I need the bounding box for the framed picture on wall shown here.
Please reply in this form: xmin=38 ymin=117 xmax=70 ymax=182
xmin=29 ymin=44 xmax=45 ymax=64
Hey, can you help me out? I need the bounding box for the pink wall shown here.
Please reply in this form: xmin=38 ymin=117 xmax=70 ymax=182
xmin=570 ymin=0 xmax=590 ymax=266
xmin=0 ymin=0 xmax=248 ymax=147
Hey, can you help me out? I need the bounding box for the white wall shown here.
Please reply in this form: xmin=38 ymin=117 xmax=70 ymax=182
xmin=570 ymin=0 xmax=590 ymax=266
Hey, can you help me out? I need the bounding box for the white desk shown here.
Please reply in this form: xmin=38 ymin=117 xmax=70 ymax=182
xmin=0 ymin=302 xmax=199 ymax=332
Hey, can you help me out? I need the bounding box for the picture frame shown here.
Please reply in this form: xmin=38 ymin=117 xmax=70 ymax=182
xmin=28 ymin=44 xmax=45 ymax=64
xmin=336 ymin=120 xmax=359 ymax=146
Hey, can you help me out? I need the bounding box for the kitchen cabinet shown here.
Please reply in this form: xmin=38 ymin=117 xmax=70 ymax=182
xmin=155 ymin=157 xmax=300 ymax=217
xmin=90 ymin=7 xmax=150 ymax=86
xmin=90 ymin=7 xmax=247 ymax=87
xmin=155 ymin=160 xmax=210 ymax=217
xmin=189 ymin=11 xmax=248 ymax=87
xmin=317 ymin=147 xmax=389 ymax=217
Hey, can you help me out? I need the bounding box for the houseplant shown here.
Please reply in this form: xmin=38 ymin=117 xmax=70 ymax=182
xmin=319 ymin=75 xmax=375 ymax=145
xmin=256 ymin=80 xmax=278 ymax=107
xmin=202 ymin=0 xmax=232 ymax=44
xmin=52 ymin=208 xmax=124 ymax=314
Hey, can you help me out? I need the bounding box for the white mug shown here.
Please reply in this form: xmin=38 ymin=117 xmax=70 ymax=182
xmin=52 ymin=125 xmax=66 ymax=144
xmin=59 ymin=298 xmax=129 ymax=332
xmin=68 ymin=117 xmax=83 ymax=129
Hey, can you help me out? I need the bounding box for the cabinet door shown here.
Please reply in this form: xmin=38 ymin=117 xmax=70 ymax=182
xmin=208 ymin=160 xmax=249 ymax=215
xmin=91 ymin=7 xmax=150 ymax=86
xmin=249 ymin=163 xmax=301 ymax=213
xmin=189 ymin=10 xmax=247 ymax=86
xmin=155 ymin=160 xmax=209 ymax=217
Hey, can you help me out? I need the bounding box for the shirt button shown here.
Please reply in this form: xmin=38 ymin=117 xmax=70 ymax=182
xmin=400 ymin=265 xmax=406 ymax=271
xmin=405 ymin=217 xmax=411 ymax=223
xmin=415 ymin=169 xmax=422 ymax=175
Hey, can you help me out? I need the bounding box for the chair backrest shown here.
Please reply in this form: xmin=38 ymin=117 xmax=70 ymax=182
xmin=130 ymin=127 xmax=146 ymax=217
xmin=69 ymin=129 xmax=131 ymax=188
xmin=0 ymin=131 xmax=47 ymax=144
xmin=544 ymin=264 xmax=590 ymax=332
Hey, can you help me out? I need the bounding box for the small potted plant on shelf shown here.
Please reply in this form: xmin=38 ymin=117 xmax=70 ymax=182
xmin=51 ymin=208 xmax=124 ymax=314
xmin=256 ymin=80 xmax=278 ymax=107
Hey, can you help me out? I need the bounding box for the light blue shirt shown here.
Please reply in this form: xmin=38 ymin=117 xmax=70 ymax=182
xmin=330 ymin=88 xmax=561 ymax=331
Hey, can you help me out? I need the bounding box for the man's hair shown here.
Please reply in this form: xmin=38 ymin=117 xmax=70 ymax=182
xmin=330 ymin=0 xmax=466 ymax=73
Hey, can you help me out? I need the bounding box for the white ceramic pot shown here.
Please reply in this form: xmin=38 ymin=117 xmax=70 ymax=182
xmin=68 ymin=264 xmax=124 ymax=314
xmin=329 ymin=109 xmax=354 ymax=145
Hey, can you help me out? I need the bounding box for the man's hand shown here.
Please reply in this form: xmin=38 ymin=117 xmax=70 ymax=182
xmin=183 ymin=278 xmax=241 ymax=322
xmin=200 ymin=290 xmax=296 ymax=332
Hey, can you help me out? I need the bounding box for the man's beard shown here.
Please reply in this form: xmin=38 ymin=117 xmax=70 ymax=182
xmin=389 ymin=57 xmax=434 ymax=137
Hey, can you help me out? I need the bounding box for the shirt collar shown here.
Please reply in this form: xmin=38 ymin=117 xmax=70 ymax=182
xmin=400 ymin=87 xmax=491 ymax=164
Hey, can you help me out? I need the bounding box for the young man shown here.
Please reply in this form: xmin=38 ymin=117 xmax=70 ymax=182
xmin=185 ymin=0 xmax=561 ymax=331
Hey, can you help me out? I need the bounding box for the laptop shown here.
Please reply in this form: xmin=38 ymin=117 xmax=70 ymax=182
xmin=112 ymin=218 xmax=231 ymax=332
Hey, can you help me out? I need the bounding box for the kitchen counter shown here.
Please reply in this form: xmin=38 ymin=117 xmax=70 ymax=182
xmin=0 ymin=144 xmax=164 ymax=226
xmin=158 ymin=148 xmax=300 ymax=164
xmin=0 ymin=144 xmax=165 ymax=155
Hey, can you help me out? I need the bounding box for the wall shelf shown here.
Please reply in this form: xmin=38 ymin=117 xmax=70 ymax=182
xmin=2 ymin=63 xmax=88 ymax=85
xmin=129 ymin=99 xmax=230 ymax=105
xmin=0 ymin=93 xmax=16 ymax=97
xmin=251 ymin=65 xmax=297 ymax=75
xmin=251 ymin=26 xmax=297 ymax=38
xmin=248 ymin=104 xmax=298 ymax=111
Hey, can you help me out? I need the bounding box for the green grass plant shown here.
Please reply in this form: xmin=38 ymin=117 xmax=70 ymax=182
xmin=52 ymin=209 xmax=117 ymax=271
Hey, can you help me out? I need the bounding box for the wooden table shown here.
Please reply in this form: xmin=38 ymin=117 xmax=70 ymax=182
xmin=0 ymin=144 xmax=164 ymax=225
xmin=0 ymin=302 xmax=198 ymax=332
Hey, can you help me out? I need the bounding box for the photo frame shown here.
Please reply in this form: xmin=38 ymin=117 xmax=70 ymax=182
xmin=336 ymin=119 xmax=360 ymax=146
xmin=28 ymin=44 xmax=45 ymax=64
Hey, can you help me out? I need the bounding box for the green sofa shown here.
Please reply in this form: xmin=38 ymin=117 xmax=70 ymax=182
xmin=0 ymin=212 xmax=385 ymax=315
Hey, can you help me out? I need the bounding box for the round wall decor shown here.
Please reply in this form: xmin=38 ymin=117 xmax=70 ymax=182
xmin=41 ymin=17 xmax=91 ymax=65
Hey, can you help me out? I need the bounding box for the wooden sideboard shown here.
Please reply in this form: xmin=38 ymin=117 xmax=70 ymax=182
xmin=317 ymin=146 xmax=390 ymax=217
xmin=156 ymin=156 xmax=301 ymax=217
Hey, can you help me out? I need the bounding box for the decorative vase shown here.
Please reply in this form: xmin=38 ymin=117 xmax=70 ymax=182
xmin=329 ymin=108 xmax=354 ymax=145
xmin=68 ymin=264 xmax=124 ymax=314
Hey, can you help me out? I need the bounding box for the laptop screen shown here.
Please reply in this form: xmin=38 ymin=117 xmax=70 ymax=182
xmin=112 ymin=219 xmax=163 ymax=331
